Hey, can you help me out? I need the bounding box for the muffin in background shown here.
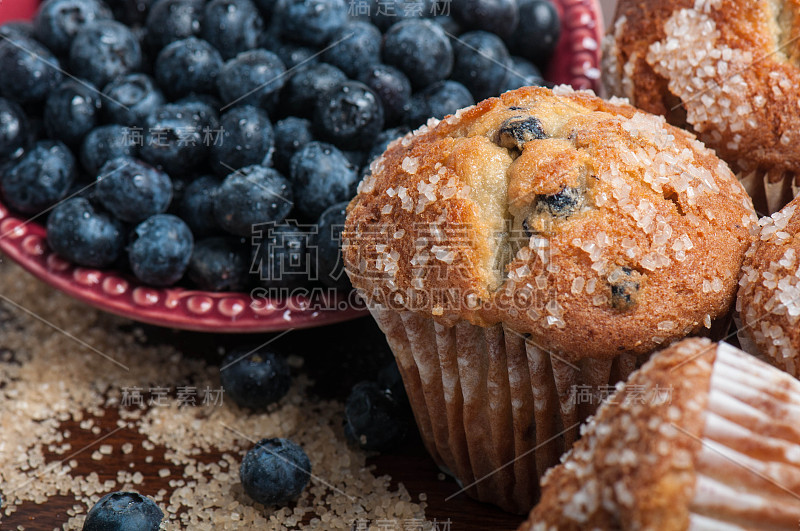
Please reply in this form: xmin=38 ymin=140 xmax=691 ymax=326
xmin=738 ymin=194 xmax=800 ymax=377
xmin=343 ymin=85 xmax=756 ymax=512
xmin=521 ymin=338 xmax=800 ymax=530
xmin=603 ymin=0 xmax=800 ymax=212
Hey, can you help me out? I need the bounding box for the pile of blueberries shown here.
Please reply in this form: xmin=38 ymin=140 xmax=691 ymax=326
xmin=0 ymin=0 xmax=559 ymax=292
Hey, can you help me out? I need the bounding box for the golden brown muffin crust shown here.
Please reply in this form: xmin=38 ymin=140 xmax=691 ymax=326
xmin=343 ymin=86 xmax=755 ymax=361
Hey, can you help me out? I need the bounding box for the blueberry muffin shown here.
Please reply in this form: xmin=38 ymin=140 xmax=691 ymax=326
xmin=603 ymin=0 xmax=800 ymax=212
xmin=343 ymin=85 xmax=756 ymax=512
xmin=737 ymin=194 xmax=800 ymax=377
xmin=521 ymin=338 xmax=800 ymax=530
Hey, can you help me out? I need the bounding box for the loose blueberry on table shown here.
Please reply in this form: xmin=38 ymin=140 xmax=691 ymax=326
xmin=0 ymin=0 xmax=561 ymax=297
xmin=82 ymin=491 xmax=163 ymax=531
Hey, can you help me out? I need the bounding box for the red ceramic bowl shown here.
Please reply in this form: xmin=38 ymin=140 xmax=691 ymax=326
xmin=0 ymin=0 xmax=603 ymax=333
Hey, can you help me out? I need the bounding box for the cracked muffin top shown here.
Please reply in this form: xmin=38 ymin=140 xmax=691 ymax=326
xmin=342 ymin=85 xmax=756 ymax=360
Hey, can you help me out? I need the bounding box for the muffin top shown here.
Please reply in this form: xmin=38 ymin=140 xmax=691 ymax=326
xmin=738 ymin=195 xmax=800 ymax=377
xmin=343 ymin=85 xmax=755 ymax=360
xmin=603 ymin=0 xmax=800 ymax=176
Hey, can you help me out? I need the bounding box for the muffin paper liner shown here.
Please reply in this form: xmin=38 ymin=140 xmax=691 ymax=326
xmin=689 ymin=343 xmax=800 ymax=529
xmin=739 ymin=169 xmax=797 ymax=215
xmin=369 ymin=305 xmax=641 ymax=513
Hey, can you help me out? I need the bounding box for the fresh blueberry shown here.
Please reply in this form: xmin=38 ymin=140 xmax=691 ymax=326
xmin=80 ymin=125 xmax=140 ymax=176
xmin=218 ymin=49 xmax=286 ymax=110
xmin=321 ymin=21 xmax=381 ymax=78
xmin=176 ymin=93 xmax=223 ymax=113
xmin=1 ymin=140 xmax=75 ymax=215
xmin=314 ymin=81 xmax=384 ymax=151
xmin=109 ymin=0 xmax=156 ymax=26
xmin=140 ymin=103 xmax=216 ymax=176
xmin=33 ymin=0 xmax=113 ymax=56
xmin=382 ymin=19 xmax=453 ymax=89
xmin=0 ymin=22 xmax=36 ymax=41
xmin=358 ymin=64 xmax=411 ymax=126
xmin=0 ymin=36 xmax=63 ymax=103
xmin=239 ymin=438 xmax=310 ymax=505
xmin=210 ymin=105 xmax=274 ymax=176
xmin=368 ymin=0 xmax=436 ymax=31
xmin=128 ymin=214 xmax=193 ymax=286
xmin=406 ymin=80 xmax=473 ymax=126
xmin=452 ymin=0 xmax=519 ymax=38
xmin=214 ymin=165 xmax=294 ymax=236
xmin=451 ymin=31 xmax=511 ymax=100
xmin=272 ymin=117 xmax=314 ymax=175
xmin=102 ymin=73 xmax=166 ymax=127
xmin=155 ymin=37 xmax=223 ymax=100
xmin=44 ymin=80 xmax=103 ymax=148
xmin=220 ymin=345 xmax=291 ymax=409
xmin=342 ymin=150 xmax=366 ymax=174
xmin=500 ymin=55 xmax=544 ymax=92
xmin=179 ymin=175 xmax=221 ymax=237
xmin=377 ymin=360 xmax=409 ymax=409
xmin=282 ymin=63 xmax=346 ymax=119
xmin=290 ymin=141 xmax=357 ymax=219
xmin=366 ymin=126 xmax=409 ymax=164
xmin=0 ymin=98 xmax=29 ymax=160
xmin=188 ymin=236 xmax=249 ymax=291
xmin=344 ymin=381 xmax=407 ymax=451
xmin=70 ymin=20 xmax=143 ymax=88
xmin=252 ymin=222 xmax=316 ymax=288
xmin=312 ymin=201 xmax=351 ymax=289
xmin=46 ymin=197 xmax=124 ymax=268
xmin=145 ymin=0 xmax=204 ymax=52
xmin=270 ymin=40 xmax=318 ymax=70
xmin=95 ymin=157 xmax=172 ymax=223
xmin=431 ymin=14 xmax=461 ymax=36
xmin=202 ymin=0 xmax=264 ymax=60
xmin=273 ymin=0 xmax=347 ymax=46
xmin=510 ymin=0 xmax=560 ymax=66
xmin=82 ymin=491 xmax=163 ymax=531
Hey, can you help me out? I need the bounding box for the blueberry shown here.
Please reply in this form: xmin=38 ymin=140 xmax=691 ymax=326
xmin=312 ymin=201 xmax=351 ymax=289
xmin=510 ymin=0 xmax=560 ymax=65
xmin=253 ymin=0 xmax=279 ymax=18
xmin=179 ymin=175 xmax=222 ymax=237
xmin=218 ymin=49 xmax=286 ymax=110
xmin=0 ymin=36 xmax=63 ymax=103
xmin=70 ymin=20 xmax=142 ymax=88
xmin=211 ymin=105 xmax=274 ymax=176
xmin=239 ymin=438 xmax=310 ymax=505
xmin=188 ymin=236 xmax=249 ymax=291
xmin=102 ymin=73 xmax=166 ymax=127
xmin=33 ymin=0 xmax=113 ymax=56
xmin=406 ymin=80 xmax=473 ymax=126
xmin=220 ymin=345 xmax=291 ymax=409
xmin=155 ymin=37 xmax=223 ymax=100
xmin=46 ymin=197 xmax=124 ymax=268
xmin=321 ymin=21 xmax=381 ymax=78
xmin=0 ymin=22 xmax=36 ymax=42
xmin=290 ymin=141 xmax=357 ymax=219
xmin=344 ymin=381 xmax=407 ymax=451
xmin=451 ymin=31 xmax=511 ymax=101
xmin=377 ymin=360 xmax=409 ymax=409
xmin=370 ymin=0 xmax=438 ymax=30
xmin=145 ymin=0 xmax=204 ymax=52
xmin=44 ymin=80 xmax=103 ymax=148
xmin=366 ymin=126 xmax=409 ymax=163
xmin=382 ymin=19 xmax=453 ymax=89
xmin=202 ymin=0 xmax=263 ymax=60
xmin=500 ymin=55 xmax=544 ymax=93
xmin=314 ymin=81 xmax=384 ymax=151
xmin=431 ymin=14 xmax=461 ymax=36
xmin=0 ymin=98 xmax=29 ymax=160
xmin=608 ymin=266 xmax=641 ymax=311
xmin=95 ymin=157 xmax=172 ymax=223
xmin=497 ymin=115 xmax=545 ymax=150
xmin=252 ymin=223 xmax=315 ymax=288
xmin=214 ymin=165 xmax=294 ymax=236
xmin=140 ymin=103 xmax=216 ymax=176
xmin=358 ymin=64 xmax=411 ymax=126
xmin=282 ymin=63 xmax=346 ymax=118
xmin=80 ymin=125 xmax=140 ymax=176
xmin=82 ymin=491 xmax=163 ymax=531
xmin=452 ymin=0 xmax=519 ymax=38
xmin=110 ymin=0 xmax=156 ymax=26
xmin=272 ymin=117 xmax=314 ymax=175
xmin=128 ymin=214 xmax=193 ymax=286
xmin=533 ymin=185 xmax=582 ymax=218
xmin=270 ymin=41 xmax=319 ymax=70
xmin=1 ymin=141 xmax=75 ymax=215
xmin=176 ymin=93 xmax=223 ymax=113
xmin=273 ymin=0 xmax=347 ymax=46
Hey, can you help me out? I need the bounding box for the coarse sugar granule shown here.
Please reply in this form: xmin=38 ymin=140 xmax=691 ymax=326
xmin=0 ymin=259 xmax=429 ymax=529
